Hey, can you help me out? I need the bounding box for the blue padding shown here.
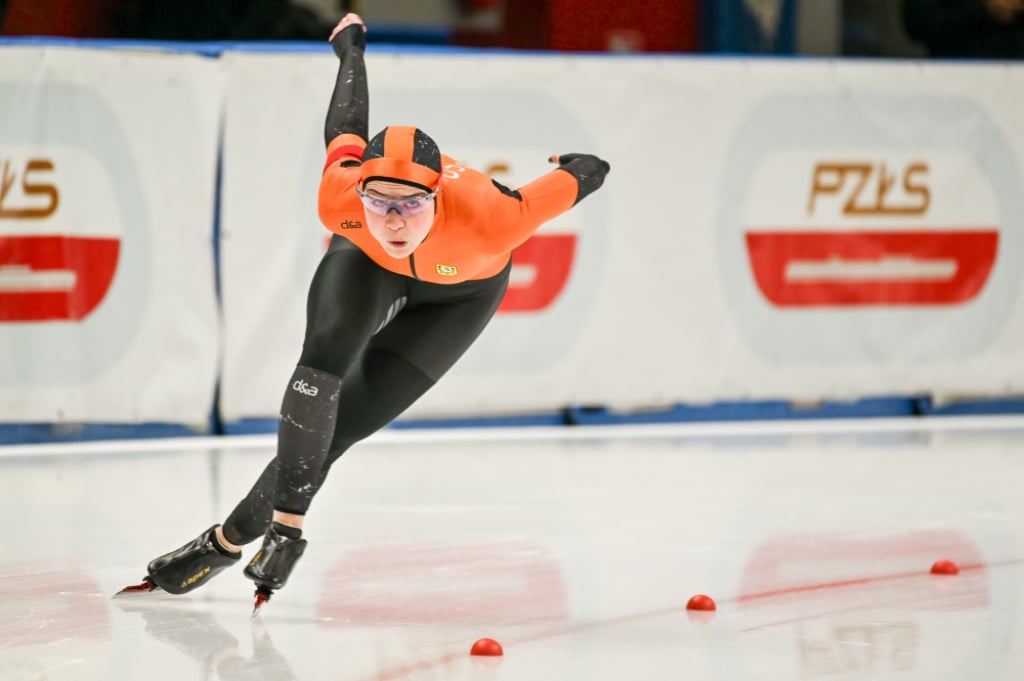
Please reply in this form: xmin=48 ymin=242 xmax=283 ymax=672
xmin=220 ymin=418 xmax=279 ymax=436
xmin=6 ymin=394 xmax=1024 ymax=445
xmin=0 ymin=423 xmax=207 ymax=445
xmin=389 ymin=412 xmax=568 ymax=429
xmin=567 ymin=396 xmax=918 ymax=425
xmin=915 ymin=396 xmax=1024 ymax=416
xmin=222 ymin=412 xmax=567 ymax=436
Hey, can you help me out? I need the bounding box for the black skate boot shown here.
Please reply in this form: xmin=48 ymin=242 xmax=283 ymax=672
xmin=118 ymin=525 xmax=242 ymax=595
xmin=244 ymin=523 xmax=307 ymax=612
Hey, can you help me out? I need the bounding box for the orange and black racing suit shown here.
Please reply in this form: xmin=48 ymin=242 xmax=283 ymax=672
xmin=223 ymin=22 xmax=608 ymax=544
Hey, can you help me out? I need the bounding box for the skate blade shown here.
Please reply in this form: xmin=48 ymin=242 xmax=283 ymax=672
xmin=116 ymin=577 xmax=161 ymax=595
xmin=252 ymin=586 xmax=273 ymax=616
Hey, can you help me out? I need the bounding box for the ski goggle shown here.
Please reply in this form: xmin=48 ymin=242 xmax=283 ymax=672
xmin=355 ymin=185 xmax=439 ymax=217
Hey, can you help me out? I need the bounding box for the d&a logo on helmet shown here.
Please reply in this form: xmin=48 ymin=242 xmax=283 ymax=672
xmin=745 ymin=155 xmax=998 ymax=306
xmin=0 ymin=151 xmax=120 ymax=322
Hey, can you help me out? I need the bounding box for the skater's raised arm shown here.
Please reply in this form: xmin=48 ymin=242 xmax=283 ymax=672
xmin=324 ymin=13 xmax=369 ymax=150
xmin=482 ymin=152 xmax=611 ymax=252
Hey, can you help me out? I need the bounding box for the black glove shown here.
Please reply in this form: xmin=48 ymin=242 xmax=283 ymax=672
xmin=549 ymin=153 xmax=611 ymax=174
xmin=331 ymin=22 xmax=366 ymax=57
xmin=549 ymin=153 xmax=610 ymax=205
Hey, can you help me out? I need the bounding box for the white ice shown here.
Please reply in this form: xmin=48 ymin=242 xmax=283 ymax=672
xmin=1 ymin=416 xmax=1022 ymax=680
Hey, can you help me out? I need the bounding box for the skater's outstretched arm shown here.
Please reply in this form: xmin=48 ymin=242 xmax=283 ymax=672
xmin=323 ymin=13 xmax=369 ymax=150
xmin=482 ymin=152 xmax=611 ymax=254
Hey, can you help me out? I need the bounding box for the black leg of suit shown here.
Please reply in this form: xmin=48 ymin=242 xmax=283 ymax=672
xmin=222 ymin=237 xmax=509 ymax=545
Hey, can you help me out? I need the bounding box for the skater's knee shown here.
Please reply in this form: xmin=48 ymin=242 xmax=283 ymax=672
xmin=281 ymin=365 xmax=343 ymax=424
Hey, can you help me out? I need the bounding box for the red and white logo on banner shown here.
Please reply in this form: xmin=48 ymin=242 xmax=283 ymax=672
xmin=0 ymin=151 xmax=121 ymax=322
xmin=744 ymin=155 xmax=999 ymax=307
xmin=499 ymin=232 xmax=576 ymax=313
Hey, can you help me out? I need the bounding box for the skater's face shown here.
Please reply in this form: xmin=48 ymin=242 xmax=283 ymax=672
xmin=360 ymin=180 xmax=436 ymax=259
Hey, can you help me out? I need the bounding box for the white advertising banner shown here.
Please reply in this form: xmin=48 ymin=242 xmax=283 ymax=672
xmin=0 ymin=46 xmax=222 ymax=425
xmin=219 ymin=50 xmax=1024 ymax=421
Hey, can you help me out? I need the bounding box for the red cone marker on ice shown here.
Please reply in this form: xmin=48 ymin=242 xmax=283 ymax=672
xmin=686 ymin=594 xmax=717 ymax=623
xmin=471 ymin=638 xmax=504 ymax=656
xmin=686 ymin=594 xmax=716 ymax=611
xmin=930 ymin=559 xmax=960 ymax=575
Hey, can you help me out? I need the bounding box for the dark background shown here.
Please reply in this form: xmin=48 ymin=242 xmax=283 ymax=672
xmin=0 ymin=0 xmax=1020 ymax=59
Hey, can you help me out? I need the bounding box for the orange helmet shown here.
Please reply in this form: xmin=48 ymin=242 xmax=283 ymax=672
xmin=360 ymin=126 xmax=441 ymax=192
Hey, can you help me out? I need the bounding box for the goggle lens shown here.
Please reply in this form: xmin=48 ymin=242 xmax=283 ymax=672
xmin=356 ymin=186 xmax=438 ymax=216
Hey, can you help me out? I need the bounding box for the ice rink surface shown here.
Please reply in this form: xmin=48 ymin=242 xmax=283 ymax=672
xmin=1 ymin=416 xmax=1022 ymax=681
